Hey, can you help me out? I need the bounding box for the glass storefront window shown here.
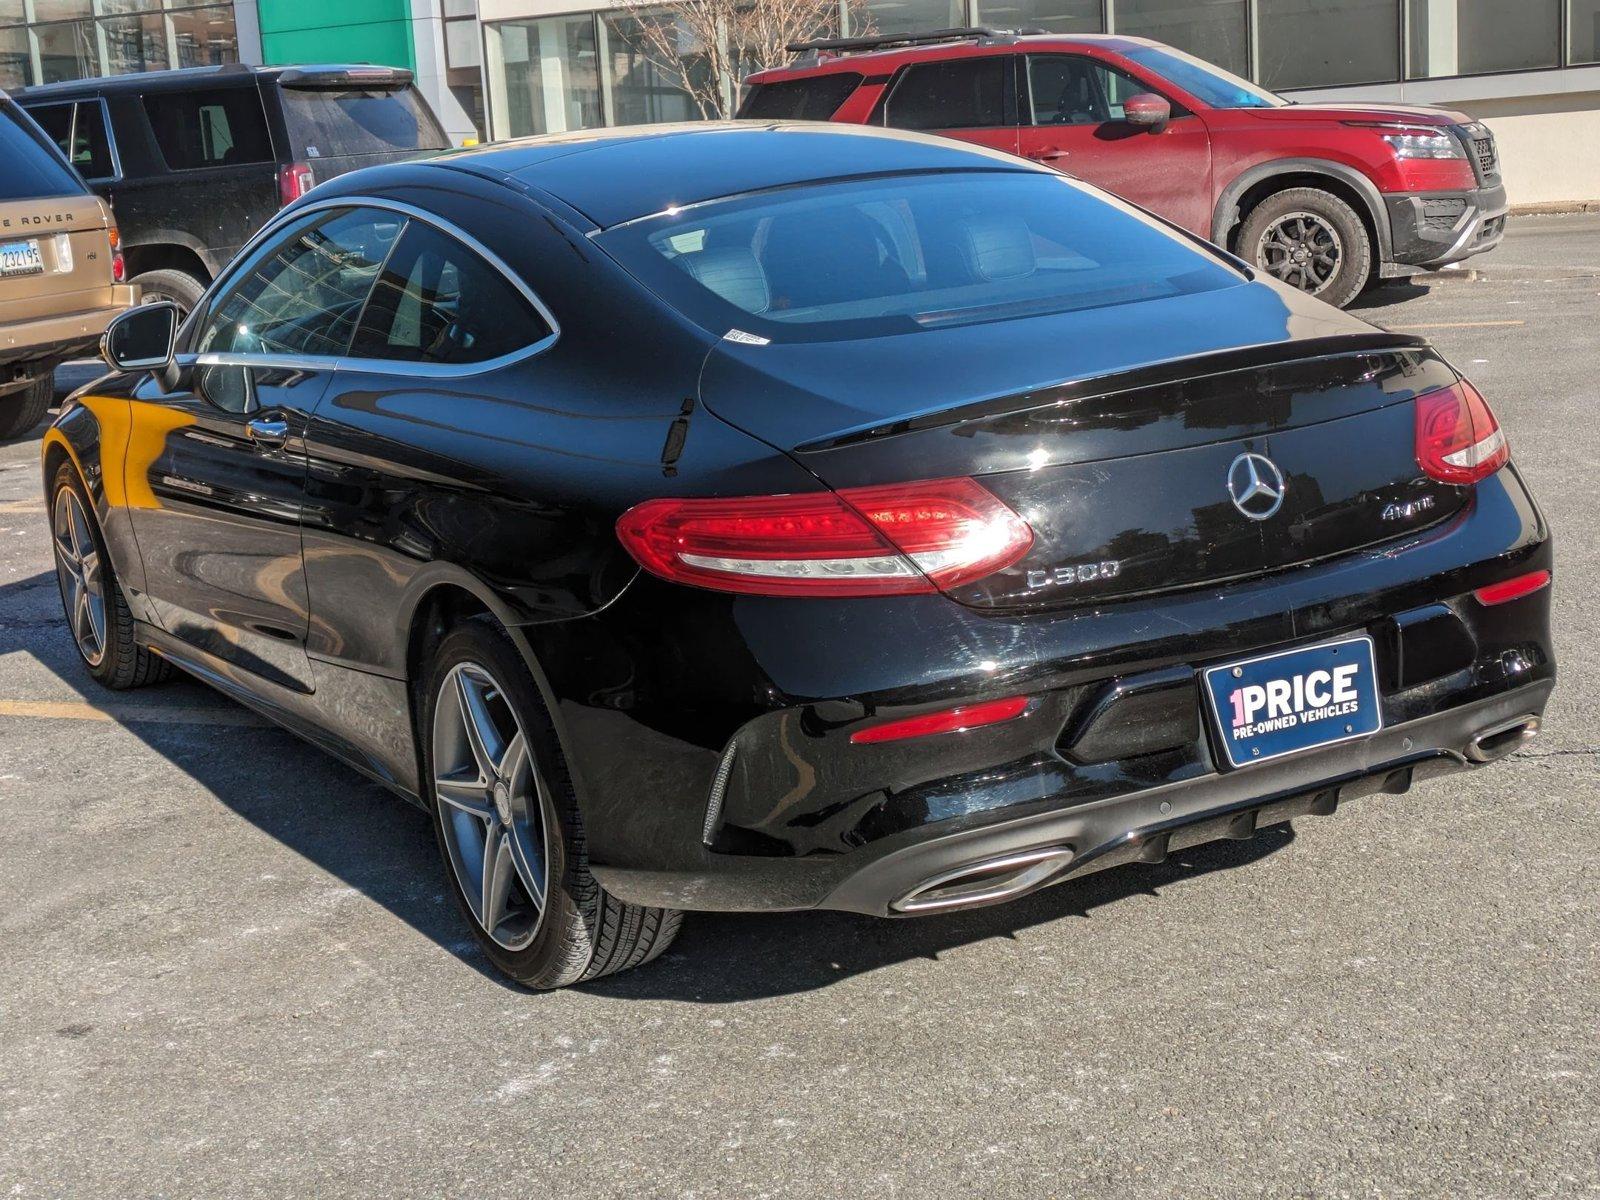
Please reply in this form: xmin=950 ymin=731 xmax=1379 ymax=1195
xmin=1256 ymin=0 xmax=1400 ymax=89
xmin=103 ymin=12 xmax=169 ymax=75
xmin=972 ymin=0 xmax=1100 ymax=34
xmin=600 ymin=8 xmax=707 ymax=125
xmin=170 ymin=4 xmax=238 ymax=69
xmin=0 ymin=24 xmax=27 ymax=89
xmin=1574 ymin=0 xmax=1600 ymax=63
xmin=1115 ymin=0 xmax=1249 ymax=77
xmin=487 ymin=16 xmax=601 ymax=137
xmin=859 ymin=0 xmax=964 ymax=38
xmin=1407 ymin=0 xmax=1560 ymax=78
xmin=30 ymin=0 xmax=92 ymax=20
xmin=33 ymin=19 xmax=100 ymax=82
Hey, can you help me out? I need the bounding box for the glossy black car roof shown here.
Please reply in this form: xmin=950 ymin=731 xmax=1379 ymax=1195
xmin=439 ymin=121 xmax=1039 ymax=230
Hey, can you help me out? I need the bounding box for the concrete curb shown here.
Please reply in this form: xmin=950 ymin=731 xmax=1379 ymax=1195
xmin=1510 ymin=201 xmax=1600 ymax=215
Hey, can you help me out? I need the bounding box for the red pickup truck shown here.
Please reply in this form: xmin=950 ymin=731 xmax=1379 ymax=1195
xmin=739 ymin=29 xmax=1507 ymax=308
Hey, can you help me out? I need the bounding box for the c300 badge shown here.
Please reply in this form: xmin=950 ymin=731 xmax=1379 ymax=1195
xmin=1027 ymin=561 xmax=1122 ymax=590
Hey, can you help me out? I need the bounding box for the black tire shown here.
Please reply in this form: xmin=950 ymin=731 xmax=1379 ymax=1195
xmin=49 ymin=463 xmax=172 ymax=689
xmin=129 ymin=268 xmax=206 ymax=317
xmin=421 ymin=619 xmax=682 ymax=989
xmin=1237 ymin=187 xmax=1373 ymax=309
xmin=0 ymin=375 xmax=54 ymax=441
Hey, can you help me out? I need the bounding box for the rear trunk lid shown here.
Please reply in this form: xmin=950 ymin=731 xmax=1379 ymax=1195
xmin=699 ymin=295 xmax=1468 ymax=611
xmin=274 ymin=67 xmax=451 ymax=185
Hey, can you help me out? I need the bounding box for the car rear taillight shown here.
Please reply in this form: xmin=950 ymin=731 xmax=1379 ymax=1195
xmin=278 ymin=162 xmax=317 ymax=207
xmin=616 ymin=477 xmax=1033 ymax=597
xmin=107 ymin=223 xmax=125 ymax=282
xmin=1415 ymin=380 xmax=1509 ymax=485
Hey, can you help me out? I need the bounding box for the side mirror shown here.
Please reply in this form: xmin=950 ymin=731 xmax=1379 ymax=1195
xmin=1124 ymin=93 xmax=1171 ymax=131
xmin=102 ymin=302 xmax=180 ymax=373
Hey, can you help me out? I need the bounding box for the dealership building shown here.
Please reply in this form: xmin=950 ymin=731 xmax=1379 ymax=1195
xmin=3 ymin=1 xmax=1599 ymax=205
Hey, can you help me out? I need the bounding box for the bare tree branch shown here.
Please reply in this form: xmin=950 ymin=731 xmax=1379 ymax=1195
xmin=623 ymin=0 xmax=872 ymax=120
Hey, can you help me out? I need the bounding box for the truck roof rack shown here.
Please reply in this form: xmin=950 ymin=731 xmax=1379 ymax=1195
xmin=785 ymin=26 xmax=1043 ymax=59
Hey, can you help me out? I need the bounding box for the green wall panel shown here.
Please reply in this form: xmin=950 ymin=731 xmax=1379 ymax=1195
xmin=257 ymin=0 xmax=415 ymax=72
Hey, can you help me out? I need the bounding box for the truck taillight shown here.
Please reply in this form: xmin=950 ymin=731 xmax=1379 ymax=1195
xmin=1415 ymin=380 xmax=1509 ymax=485
xmin=278 ymin=162 xmax=317 ymax=207
xmin=616 ymin=477 xmax=1033 ymax=597
xmin=107 ymin=223 xmax=125 ymax=282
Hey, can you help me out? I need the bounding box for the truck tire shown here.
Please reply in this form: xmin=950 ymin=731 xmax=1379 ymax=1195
xmin=1238 ymin=187 xmax=1373 ymax=309
xmin=129 ymin=268 xmax=206 ymax=318
xmin=0 ymin=375 xmax=54 ymax=441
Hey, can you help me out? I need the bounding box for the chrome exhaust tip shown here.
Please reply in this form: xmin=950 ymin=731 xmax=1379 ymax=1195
xmin=1465 ymin=715 xmax=1540 ymax=764
xmin=890 ymin=845 xmax=1076 ymax=914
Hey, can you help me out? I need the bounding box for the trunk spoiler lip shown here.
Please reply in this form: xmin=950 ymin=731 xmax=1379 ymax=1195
xmin=791 ymin=332 xmax=1438 ymax=454
xmin=276 ymin=65 xmax=415 ymax=90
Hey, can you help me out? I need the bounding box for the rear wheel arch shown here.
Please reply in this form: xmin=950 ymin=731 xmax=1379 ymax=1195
xmin=398 ymin=574 xmax=584 ymax=811
xmin=1215 ymin=162 xmax=1390 ymax=265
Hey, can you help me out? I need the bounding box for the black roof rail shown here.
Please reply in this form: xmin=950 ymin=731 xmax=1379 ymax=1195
xmin=785 ymin=26 xmax=1043 ymax=59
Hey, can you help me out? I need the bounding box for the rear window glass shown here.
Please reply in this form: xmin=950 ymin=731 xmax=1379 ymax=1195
xmin=737 ymin=74 xmax=863 ymax=120
xmin=143 ymin=88 xmax=273 ymax=170
xmin=0 ymin=103 xmax=87 ymax=200
xmin=600 ymin=171 xmax=1243 ymax=343
xmin=881 ymin=58 xmax=1005 ymax=130
xmin=280 ymin=86 xmax=449 ymax=160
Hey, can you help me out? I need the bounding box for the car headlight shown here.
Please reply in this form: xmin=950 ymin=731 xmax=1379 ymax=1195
xmin=1382 ymin=130 xmax=1465 ymax=160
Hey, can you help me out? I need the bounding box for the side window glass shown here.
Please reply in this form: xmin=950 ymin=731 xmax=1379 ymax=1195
xmin=197 ymin=208 xmax=402 ymax=359
xmin=142 ymin=88 xmax=273 ymax=170
xmin=1028 ymin=57 xmax=1156 ymax=126
xmin=350 ymin=221 xmax=552 ymax=366
xmin=29 ymin=104 xmax=73 ymax=160
xmin=69 ymin=102 xmax=115 ymax=180
xmin=882 ymin=59 xmax=1006 ymax=131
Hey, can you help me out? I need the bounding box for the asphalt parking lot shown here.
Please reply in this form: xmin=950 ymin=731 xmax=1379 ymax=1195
xmin=1 ymin=215 xmax=1596 ymax=1199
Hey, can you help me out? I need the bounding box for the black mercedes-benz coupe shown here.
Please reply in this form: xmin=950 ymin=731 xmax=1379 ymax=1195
xmin=44 ymin=123 xmax=1554 ymax=988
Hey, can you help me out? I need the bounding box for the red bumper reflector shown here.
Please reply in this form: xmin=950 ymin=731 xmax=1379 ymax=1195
xmin=850 ymin=696 xmax=1030 ymax=745
xmin=1473 ymin=569 xmax=1550 ymax=606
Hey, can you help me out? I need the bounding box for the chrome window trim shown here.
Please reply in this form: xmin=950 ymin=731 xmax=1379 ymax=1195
xmin=188 ymin=195 xmax=561 ymax=380
xmin=21 ymin=97 xmax=123 ymax=184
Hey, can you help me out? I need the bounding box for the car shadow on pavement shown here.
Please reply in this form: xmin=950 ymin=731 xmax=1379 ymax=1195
xmin=581 ymin=830 xmax=1294 ymax=1003
xmin=2 ymin=568 xmax=514 ymax=989
xmin=5 ymin=566 xmax=1295 ymax=1001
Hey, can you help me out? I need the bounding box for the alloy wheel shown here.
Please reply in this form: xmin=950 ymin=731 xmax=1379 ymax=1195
xmin=52 ymin=487 xmax=107 ymax=667
xmin=432 ymin=661 xmax=551 ymax=951
xmin=1256 ymin=212 xmax=1344 ymax=295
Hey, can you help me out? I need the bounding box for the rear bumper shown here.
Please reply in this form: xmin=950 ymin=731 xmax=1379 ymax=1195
xmin=0 ymin=285 xmax=137 ymax=371
xmin=1382 ymin=183 xmax=1507 ymax=273
xmin=820 ymin=682 xmax=1548 ymax=915
xmin=575 ymin=464 xmax=1553 ymax=915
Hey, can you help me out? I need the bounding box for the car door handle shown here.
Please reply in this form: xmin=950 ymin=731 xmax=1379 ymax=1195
xmin=1030 ymin=148 xmax=1070 ymax=162
xmin=245 ymin=415 xmax=289 ymax=448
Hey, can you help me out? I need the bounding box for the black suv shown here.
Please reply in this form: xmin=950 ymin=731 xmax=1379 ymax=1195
xmin=17 ymin=64 xmax=449 ymax=313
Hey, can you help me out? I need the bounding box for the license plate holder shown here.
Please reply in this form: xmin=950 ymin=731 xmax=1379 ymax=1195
xmin=0 ymin=240 xmax=44 ymax=277
xmin=1203 ymin=636 xmax=1382 ymax=768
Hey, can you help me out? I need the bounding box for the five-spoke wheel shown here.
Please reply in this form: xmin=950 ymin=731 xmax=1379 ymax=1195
xmin=423 ymin=620 xmax=682 ymax=988
xmin=52 ymin=485 xmax=107 ymax=668
xmin=432 ymin=661 xmax=552 ymax=951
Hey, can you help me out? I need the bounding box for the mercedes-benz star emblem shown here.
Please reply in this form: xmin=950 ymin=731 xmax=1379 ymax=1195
xmin=1227 ymin=452 xmax=1286 ymax=521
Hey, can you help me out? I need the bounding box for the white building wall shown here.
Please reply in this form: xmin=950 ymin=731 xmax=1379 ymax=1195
xmin=410 ymin=0 xmax=480 ymax=145
xmin=1297 ymin=64 xmax=1600 ymax=207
